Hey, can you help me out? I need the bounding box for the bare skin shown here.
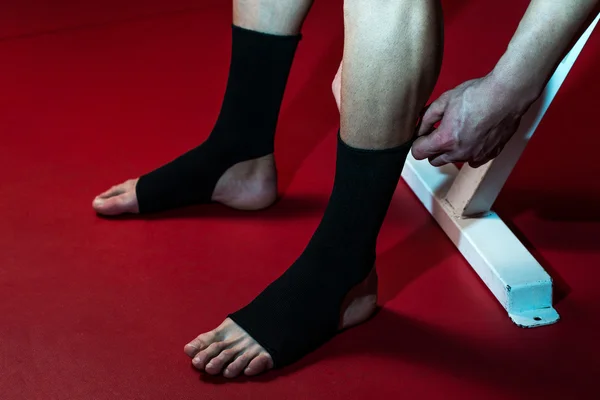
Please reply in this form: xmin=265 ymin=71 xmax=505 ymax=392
xmin=93 ymin=0 xmax=599 ymax=378
xmin=185 ymin=0 xmax=443 ymax=378
xmin=184 ymin=266 xmax=378 ymax=377
xmin=93 ymin=0 xmax=313 ymax=216
xmin=92 ymin=155 xmax=277 ymax=215
xmin=181 ymin=0 xmax=600 ymax=378
xmin=412 ymin=0 xmax=599 ymax=168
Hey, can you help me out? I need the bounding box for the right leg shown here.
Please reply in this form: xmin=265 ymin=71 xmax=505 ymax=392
xmin=93 ymin=0 xmax=313 ymax=215
xmin=185 ymin=0 xmax=443 ymax=378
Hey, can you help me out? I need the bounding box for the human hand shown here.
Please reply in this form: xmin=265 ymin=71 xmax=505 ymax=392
xmin=412 ymin=76 xmax=534 ymax=168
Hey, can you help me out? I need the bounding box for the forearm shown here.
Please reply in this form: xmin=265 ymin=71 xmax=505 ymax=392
xmin=489 ymin=0 xmax=599 ymax=109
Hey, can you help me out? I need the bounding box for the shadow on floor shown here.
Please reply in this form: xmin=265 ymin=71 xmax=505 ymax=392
xmin=198 ymin=308 xmax=594 ymax=398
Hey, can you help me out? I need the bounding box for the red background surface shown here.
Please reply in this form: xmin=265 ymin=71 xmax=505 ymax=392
xmin=1 ymin=1 xmax=599 ymax=399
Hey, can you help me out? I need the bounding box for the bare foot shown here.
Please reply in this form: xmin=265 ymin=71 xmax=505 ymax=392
xmin=184 ymin=266 xmax=378 ymax=378
xmin=92 ymin=154 xmax=277 ymax=216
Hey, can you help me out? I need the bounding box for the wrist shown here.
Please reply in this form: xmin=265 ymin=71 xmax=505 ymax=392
xmin=487 ymin=64 xmax=544 ymax=113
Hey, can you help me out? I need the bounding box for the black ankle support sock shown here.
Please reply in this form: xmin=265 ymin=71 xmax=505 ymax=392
xmin=229 ymin=133 xmax=413 ymax=367
xmin=135 ymin=26 xmax=300 ymax=213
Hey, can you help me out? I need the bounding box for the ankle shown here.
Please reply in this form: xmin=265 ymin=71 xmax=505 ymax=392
xmin=211 ymin=154 xmax=277 ymax=209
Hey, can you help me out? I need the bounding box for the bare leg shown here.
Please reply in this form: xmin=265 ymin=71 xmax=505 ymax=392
xmin=92 ymin=0 xmax=313 ymax=215
xmin=234 ymin=0 xmax=313 ymax=35
xmin=341 ymin=0 xmax=442 ymax=149
xmin=184 ymin=0 xmax=443 ymax=378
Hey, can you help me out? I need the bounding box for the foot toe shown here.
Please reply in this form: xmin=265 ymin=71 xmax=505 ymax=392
xmin=244 ymin=354 xmax=274 ymax=376
xmin=192 ymin=341 xmax=227 ymax=371
xmin=93 ymin=193 xmax=138 ymax=215
xmin=187 ymin=318 xmax=273 ymax=377
xmin=204 ymin=348 xmax=239 ymax=375
xmin=223 ymin=350 xmax=259 ymax=378
xmin=93 ymin=179 xmax=139 ymax=215
xmin=96 ymin=186 xmax=124 ymax=200
xmin=184 ymin=331 xmax=216 ymax=358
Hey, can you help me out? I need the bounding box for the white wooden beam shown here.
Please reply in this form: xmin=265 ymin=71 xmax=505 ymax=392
xmin=401 ymin=13 xmax=599 ymax=327
xmin=401 ymin=156 xmax=559 ymax=327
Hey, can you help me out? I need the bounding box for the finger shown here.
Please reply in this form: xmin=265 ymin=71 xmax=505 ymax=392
xmin=411 ymin=125 xmax=453 ymax=160
xmin=417 ymin=92 xmax=449 ymax=137
xmin=428 ymin=153 xmax=454 ymax=167
xmin=468 ymin=159 xmax=490 ymax=168
xmin=414 ymin=104 xmax=433 ymax=137
xmin=492 ymin=144 xmax=504 ymax=158
xmin=468 ymin=144 xmax=505 ymax=168
xmin=469 ymin=154 xmax=496 ymax=169
xmin=468 ymin=152 xmax=495 ymax=168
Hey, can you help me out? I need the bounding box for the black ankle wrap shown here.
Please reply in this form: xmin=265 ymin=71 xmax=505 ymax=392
xmin=229 ymin=133 xmax=413 ymax=367
xmin=136 ymin=25 xmax=300 ymax=213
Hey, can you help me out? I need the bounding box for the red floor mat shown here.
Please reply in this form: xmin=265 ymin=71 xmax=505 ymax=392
xmin=1 ymin=1 xmax=599 ymax=399
xmin=0 ymin=0 xmax=212 ymax=40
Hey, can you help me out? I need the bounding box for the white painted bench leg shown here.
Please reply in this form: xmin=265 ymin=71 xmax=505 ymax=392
xmin=401 ymin=13 xmax=599 ymax=328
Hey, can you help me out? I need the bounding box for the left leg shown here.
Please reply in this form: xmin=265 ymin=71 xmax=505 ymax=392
xmin=92 ymin=0 xmax=313 ymax=215
xmin=185 ymin=0 xmax=443 ymax=377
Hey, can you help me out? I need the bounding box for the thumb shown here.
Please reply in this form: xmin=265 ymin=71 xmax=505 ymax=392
xmin=417 ymin=92 xmax=449 ymax=137
xmin=412 ymin=123 xmax=452 ymax=160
